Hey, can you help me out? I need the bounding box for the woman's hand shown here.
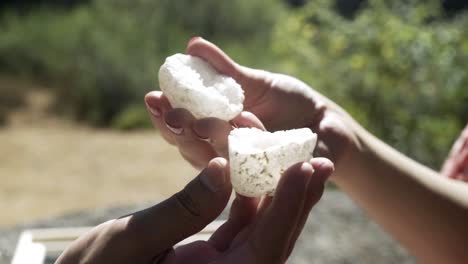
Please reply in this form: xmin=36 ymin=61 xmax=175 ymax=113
xmin=56 ymin=157 xmax=334 ymax=264
xmin=145 ymin=37 xmax=357 ymax=171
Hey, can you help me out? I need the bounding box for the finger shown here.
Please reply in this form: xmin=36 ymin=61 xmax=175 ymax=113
xmin=454 ymin=147 xmax=468 ymax=181
xmin=164 ymin=108 xmax=197 ymax=136
xmin=192 ymin=111 xmax=266 ymax=159
xmin=145 ymin=91 xmax=176 ymax=145
xmin=192 ymin=117 xmax=232 ymax=158
xmin=249 ymin=162 xmax=312 ymax=263
xmin=453 ymin=125 xmax=468 ymax=155
xmin=123 ymin=158 xmax=232 ymax=258
xmin=255 ymin=195 xmax=273 ymax=216
xmin=231 ymin=111 xmax=266 ymax=130
xmin=208 ymin=194 xmax=260 ymax=251
xmin=164 ymin=241 xmax=219 ymax=264
xmin=285 ymin=158 xmax=334 ymax=257
xmin=151 ymin=248 xmax=174 ymax=264
xmin=442 ymin=125 xmax=468 ymax=179
xmin=165 ymin=108 xmax=218 ymax=169
xmin=223 ymin=195 xmax=273 ymax=251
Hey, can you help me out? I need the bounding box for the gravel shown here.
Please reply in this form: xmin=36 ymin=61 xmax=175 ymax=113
xmin=0 ymin=190 xmax=419 ymax=264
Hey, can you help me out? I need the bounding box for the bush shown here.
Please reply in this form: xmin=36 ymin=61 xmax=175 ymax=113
xmin=272 ymin=0 xmax=468 ymax=168
xmin=0 ymin=0 xmax=283 ymax=126
xmin=111 ymin=104 xmax=152 ymax=131
xmin=0 ymin=0 xmax=466 ymax=168
xmin=0 ymin=77 xmax=27 ymax=126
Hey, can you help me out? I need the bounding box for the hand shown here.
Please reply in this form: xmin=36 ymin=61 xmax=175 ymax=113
xmin=145 ymin=37 xmax=357 ymax=171
xmin=56 ymin=157 xmax=334 ymax=264
xmin=441 ymin=125 xmax=468 ymax=182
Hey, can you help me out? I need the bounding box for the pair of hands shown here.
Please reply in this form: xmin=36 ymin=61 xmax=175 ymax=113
xmin=57 ymin=37 xmax=354 ymax=263
xmin=145 ymin=37 xmax=356 ymax=170
xmin=57 ymin=158 xmax=334 ymax=263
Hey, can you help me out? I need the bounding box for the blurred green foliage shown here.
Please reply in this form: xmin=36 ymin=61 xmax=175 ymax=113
xmin=0 ymin=0 xmax=466 ymax=168
xmin=273 ymin=0 xmax=468 ymax=167
xmin=111 ymin=104 xmax=152 ymax=130
xmin=0 ymin=0 xmax=281 ymax=125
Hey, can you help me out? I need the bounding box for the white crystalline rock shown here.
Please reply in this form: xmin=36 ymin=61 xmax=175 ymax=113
xmin=158 ymin=53 xmax=244 ymax=120
xmin=229 ymin=127 xmax=317 ymax=197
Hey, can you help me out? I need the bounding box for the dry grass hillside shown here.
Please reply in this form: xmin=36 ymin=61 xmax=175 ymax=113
xmin=0 ymin=89 xmax=196 ymax=227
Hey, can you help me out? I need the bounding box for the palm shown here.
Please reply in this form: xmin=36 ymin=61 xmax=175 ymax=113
xmin=159 ymin=194 xmax=295 ymax=264
xmin=161 ymin=230 xmax=254 ymax=264
xmin=239 ymin=71 xmax=321 ymax=131
xmin=229 ymin=70 xmax=353 ymax=163
xmin=187 ymin=39 xmax=354 ymax=162
xmin=146 ymin=38 xmax=353 ymax=170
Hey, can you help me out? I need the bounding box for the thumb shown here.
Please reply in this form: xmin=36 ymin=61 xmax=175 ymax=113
xmin=187 ymin=37 xmax=241 ymax=80
xmin=186 ymin=37 xmax=274 ymax=112
xmin=127 ymin=158 xmax=232 ymax=257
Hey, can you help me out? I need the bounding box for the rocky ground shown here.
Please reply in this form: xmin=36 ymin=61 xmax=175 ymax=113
xmin=0 ymin=190 xmax=419 ymax=264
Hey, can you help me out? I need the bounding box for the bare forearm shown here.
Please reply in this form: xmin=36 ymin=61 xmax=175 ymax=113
xmin=333 ymin=120 xmax=468 ymax=264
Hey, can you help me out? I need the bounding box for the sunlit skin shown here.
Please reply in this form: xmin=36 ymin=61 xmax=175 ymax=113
xmin=56 ymin=158 xmax=334 ymax=264
xmin=57 ymin=38 xmax=468 ymax=264
xmin=56 ymin=37 xmax=338 ymax=264
xmin=145 ymin=37 xmax=356 ymax=171
xmin=145 ymin=38 xmax=468 ymax=264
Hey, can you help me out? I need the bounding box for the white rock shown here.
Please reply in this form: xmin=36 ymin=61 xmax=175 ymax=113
xmin=229 ymin=127 xmax=317 ymax=197
xmin=158 ymin=53 xmax=244 ymax=120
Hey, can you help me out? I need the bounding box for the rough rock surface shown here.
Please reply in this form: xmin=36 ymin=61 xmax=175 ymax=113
xmin=229 ymin=128 xmax=317 ymax=197
xmin=159 ymin=53 xmax=244 ymax=120
xmin=0 ymin=190 xmax=419 ymax=264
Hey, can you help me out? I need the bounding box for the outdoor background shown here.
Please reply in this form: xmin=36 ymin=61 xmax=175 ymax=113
xmin=0 ymin=0 xmax=467 ymax=229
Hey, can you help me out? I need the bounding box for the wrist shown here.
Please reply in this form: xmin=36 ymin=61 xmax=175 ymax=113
xmin=326 ymin=114 xmax=368 ymax=185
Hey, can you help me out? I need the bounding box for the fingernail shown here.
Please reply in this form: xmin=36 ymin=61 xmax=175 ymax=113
xmin=201 ymin=159 xmax=227 ymax=192
xmin=165 ymin=122 xmax=183 ymax=135
xmin=301 ymin=162 xmax=314 ymax=174
xmin=197 ymin=136 xmax=212 ymax=143
xmin=192 ymin=122 xmax=211 ymax=142
xmin=146 ymin=102 xmax=161 ymax=117
xmin=310 ymin=158 xmax=334 ymax=170
xmin=188 ymin=36 xmax=202 ymax=45
xmin=193 ymin=129 xmax=211 ymax=142
xmin=230 ymin=120 xmax=238 ymax=128
xmin=310 ymin=158 xmax=334 ymax=181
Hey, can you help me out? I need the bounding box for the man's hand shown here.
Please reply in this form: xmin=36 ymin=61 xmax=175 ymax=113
xmin=145 ymin=37 xmax=357 ymax=171
xmin=56 ymin=157 xmax=334 ymax=264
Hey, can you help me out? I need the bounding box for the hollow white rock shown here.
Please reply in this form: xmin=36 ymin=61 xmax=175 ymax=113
xmin=228 ymin=127 xmax=317 ymax=197
xmin=158 ymin=53 xmax=244 ymax=120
